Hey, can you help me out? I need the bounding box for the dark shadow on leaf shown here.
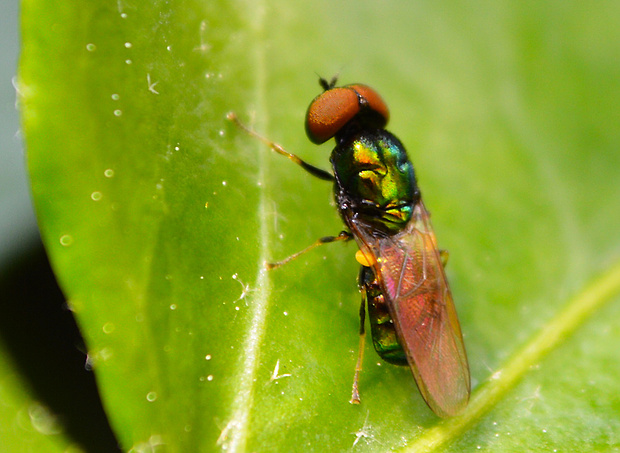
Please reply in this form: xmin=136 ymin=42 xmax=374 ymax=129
xmin=0 ymin=240 xmax=120 ymax=452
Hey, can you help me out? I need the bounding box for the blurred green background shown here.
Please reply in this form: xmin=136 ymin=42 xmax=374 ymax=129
xmin=1 ymin=0 xmax=36 ymax=258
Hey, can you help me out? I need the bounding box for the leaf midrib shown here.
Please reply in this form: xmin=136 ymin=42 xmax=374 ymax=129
xmin=216 ymin=2 xmax=271 ymax=451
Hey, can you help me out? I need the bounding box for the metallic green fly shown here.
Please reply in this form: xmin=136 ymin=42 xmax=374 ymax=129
xmin=228 ymin=76 xmax=470 ymax=418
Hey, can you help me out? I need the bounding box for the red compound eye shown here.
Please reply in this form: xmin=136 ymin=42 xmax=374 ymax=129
xmin=305 ymin=84 xmax=389 ymax=144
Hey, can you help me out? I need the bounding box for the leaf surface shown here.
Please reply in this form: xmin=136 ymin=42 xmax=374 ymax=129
xmin=19 ymin=0 xmax=620 ymax=451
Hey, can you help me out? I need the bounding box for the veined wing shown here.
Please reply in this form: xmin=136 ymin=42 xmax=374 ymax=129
xmin=349 ymin=201 xmax=470 ymax=417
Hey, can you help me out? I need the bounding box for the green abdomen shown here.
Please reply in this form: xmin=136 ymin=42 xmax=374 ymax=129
xmin=359 ymin=265 xmax=407 ymax=365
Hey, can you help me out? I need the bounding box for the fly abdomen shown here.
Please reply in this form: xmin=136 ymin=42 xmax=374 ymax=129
xmin=359 ymin=265 xmax=407 ymax=365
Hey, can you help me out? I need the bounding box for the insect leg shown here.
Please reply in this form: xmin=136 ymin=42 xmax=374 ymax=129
xmin=227 ymin=112 xmax=334 ymax=181
xmin=440 ymin=249 xmax=449 ymax=268
xmin=266 ymin=231 xmax=353 ymax=270
xmin=350 ymin=290 xmax=367 ymax=404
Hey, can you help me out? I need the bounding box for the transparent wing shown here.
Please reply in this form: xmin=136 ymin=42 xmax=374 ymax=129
xmin=349 ymin=201 xmax=470 ymax=417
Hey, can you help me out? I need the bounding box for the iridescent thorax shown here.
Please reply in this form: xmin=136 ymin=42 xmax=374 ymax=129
xmin=331 ymin=129 xmax=419 ymax=234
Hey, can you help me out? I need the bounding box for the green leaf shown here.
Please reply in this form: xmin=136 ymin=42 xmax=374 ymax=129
xmin=0 ymin=249 xmax=119 ymax=452
xmin=19 ymin=0 xmax=620 ymax=451
xmin=0 ymin=352 xmax=69 ymax=453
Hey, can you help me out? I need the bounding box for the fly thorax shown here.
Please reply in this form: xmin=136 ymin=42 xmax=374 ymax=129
xmin=331 ymin=130 xmax=419 ymax=233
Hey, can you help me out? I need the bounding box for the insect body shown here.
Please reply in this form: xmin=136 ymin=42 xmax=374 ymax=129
xmin=228 ymin=77 xmax=470 ymax=418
